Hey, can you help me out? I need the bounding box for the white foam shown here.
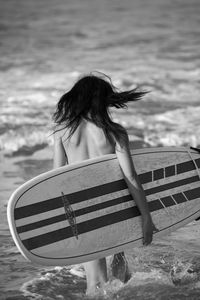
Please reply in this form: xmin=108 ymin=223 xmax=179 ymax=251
xmin=129 ymin=269 xmax=173 ymax=286
xmin=0 ymin=130 xmax=52 ymax=152
xmin=113 ymin=106 xmax=200 ymax=148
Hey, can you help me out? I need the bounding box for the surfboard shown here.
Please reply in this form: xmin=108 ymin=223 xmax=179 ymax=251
xmin=7 ymin=147 xmax=200 ymax=266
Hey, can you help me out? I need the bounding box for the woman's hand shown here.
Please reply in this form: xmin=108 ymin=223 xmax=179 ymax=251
xmin=142 ymin=216 xmax=158 ymax=246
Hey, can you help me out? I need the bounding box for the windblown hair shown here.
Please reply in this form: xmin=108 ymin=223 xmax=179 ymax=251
xmin=53 ymin=73 xmax=147 ymax=145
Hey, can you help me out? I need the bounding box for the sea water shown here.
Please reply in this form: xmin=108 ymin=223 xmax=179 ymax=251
xmin=1 ymin=0 xmax=200 ymax=299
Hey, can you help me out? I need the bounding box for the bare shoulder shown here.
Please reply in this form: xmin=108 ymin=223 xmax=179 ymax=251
xmin=53 ymin=125 xmax=69 ymax=140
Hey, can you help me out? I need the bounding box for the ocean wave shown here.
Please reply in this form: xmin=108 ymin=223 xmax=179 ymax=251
xmin=114 ymin=106 xmax=200 ymax=148
xmin=0 ymin=129 xmax=53 ymax=155
xmin=5 ymin=143 xmax=49 ymax=157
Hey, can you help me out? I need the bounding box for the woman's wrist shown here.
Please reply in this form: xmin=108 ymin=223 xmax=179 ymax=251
xmin=141 ymin=212 xmax=152 ymax=221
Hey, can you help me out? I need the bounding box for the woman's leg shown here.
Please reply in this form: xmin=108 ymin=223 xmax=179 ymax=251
xmin=84 ymin=258 xmax=108 ymax=294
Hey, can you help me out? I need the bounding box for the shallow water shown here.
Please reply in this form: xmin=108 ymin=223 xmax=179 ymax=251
xmin=1 ymin=0 xmax=200 ymax=299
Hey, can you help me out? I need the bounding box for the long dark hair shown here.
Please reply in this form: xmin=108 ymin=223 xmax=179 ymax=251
xmin=53 ymin=73 xmax=147 ymax=145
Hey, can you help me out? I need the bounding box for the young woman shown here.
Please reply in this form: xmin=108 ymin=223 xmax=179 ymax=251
xmin=53 ymin=73 xmax=157 ymax=295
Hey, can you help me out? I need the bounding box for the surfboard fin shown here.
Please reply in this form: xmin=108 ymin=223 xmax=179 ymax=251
xmin=111 ymin=252 xmax=131 ymax=283
xmin=61 ymin=192 xmax=79 ymax=240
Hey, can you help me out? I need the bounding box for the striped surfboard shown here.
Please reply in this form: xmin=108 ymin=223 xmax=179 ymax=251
xmin=7 ymin=147 xmax=200 ymax=266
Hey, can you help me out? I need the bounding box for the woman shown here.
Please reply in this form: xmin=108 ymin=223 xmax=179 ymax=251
xmin=53 ymin=73 xmax=157 ymax=295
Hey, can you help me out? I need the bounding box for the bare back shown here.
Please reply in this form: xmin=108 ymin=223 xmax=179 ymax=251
xmin=55 ymin=120 xmax=116 ymax=164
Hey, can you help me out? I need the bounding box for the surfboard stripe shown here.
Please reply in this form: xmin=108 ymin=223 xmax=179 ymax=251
xmin=18 ymin=201 xmax=135 ymax=241
xmin=17 ymin=194 xmax=133 ymax=234
xmin=16 ymin=174 xmax=199 ymax=234
xmin=15 ymin=207 xmax=65 ymax=228
xmin=184 ymin=186 xmax=200 ymax=200
xmin=139 ymin=171 xmax=152 ymax=184
xmin=14 ymin=179 xmax=127 ymax=220
xmin=177 ymin=159 xmax=200 ymax=174
xmin=21 ymin=186 xmax=200 ymax=251
xmin=21 ymin=206 xmax=140 ymax=250
xmin=173 ymin=193 xmax=188 ymax=204
xmin=15 ymin=189 xmax=130 ymax=228
xmin=17 ymin=172 xmax=199 ymax=230
xmin=160 ymin=196 xmax=176 ymax=207
xmin=153 ymin=168 xmax=164 ymax=181
xmin=16 ymin=172 xmax=200 ymax=236
xmin=14 ymin=158 xmax=200 ymax=221
xmin=165 ymin=165 xmax=176 ymax=177
xmin=145 ymin=175 xmax=199 ymax=196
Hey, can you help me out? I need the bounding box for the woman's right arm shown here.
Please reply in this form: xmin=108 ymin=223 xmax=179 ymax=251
xmin=115 ymin=133 xmax=157 ymax=245
xmin=53 ymin=132 xmax=68 ymax=169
